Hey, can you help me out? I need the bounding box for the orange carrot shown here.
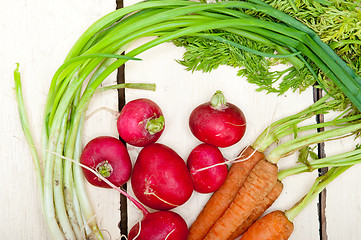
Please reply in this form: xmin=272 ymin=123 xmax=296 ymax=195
xmin=204 ymin=159 xmax=278 ymax=240
xmin=188 ymin=98 xmax=358 ymax=240
xmin=188 ymin=147 xmax=265 ymax=240
xmin=240 ymin=210 xmax=294 ymax=240
xmin=239 ymin=167 xmax=353 ymax=240
xmin=240 ymin=166 xmax=354 ymax=240
xmin=228 ymin=180 xmax=284 ymax=240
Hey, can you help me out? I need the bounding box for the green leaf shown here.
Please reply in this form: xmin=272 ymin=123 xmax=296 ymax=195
xmin=297 ymin=146 xmax=318 ymax=171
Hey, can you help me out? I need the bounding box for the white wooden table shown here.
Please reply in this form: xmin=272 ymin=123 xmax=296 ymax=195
xmin=1 ymin=0 xmax=360 ymax=239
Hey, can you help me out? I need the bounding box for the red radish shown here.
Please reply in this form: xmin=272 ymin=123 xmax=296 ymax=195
xmin=187 ymin=143 xmax=228 ymax=193
xmin=80 ymin=136 xmax=132 ymax=188
xmin=128 ymin=211 xmax=189 ymax=240
xmin=131 ymin=143 xmax=194 ymax=210
xmin=117 ymin=98 xmax=165 ymax=147
xmin=78 ymin=153 xmax=188 ymax=239
xmin=189 ymin=91 xmax=246 ymax=148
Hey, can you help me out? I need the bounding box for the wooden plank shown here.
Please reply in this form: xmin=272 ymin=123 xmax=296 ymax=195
xmin=4 ymin=0 xmax=360 ymax=239
xmin=122 ymin=35 xmax=320 ymax=239
xmin=1 ymin=0 xmax=119 ymax=239
xmin=324 ymin=129 xmax=361 ymax=240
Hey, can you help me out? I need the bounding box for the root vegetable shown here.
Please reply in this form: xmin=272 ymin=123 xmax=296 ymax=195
xmin=131 ymin=143 xmax=194 ymax=210
xmin=204 ymin=159 xmax=278 ymax=239
xmin=188 ymin=147 xmax=264 ymax=240
xmin=128 ymin=211 xmax=188 ymax=240
xmin=13 ymin=0 xmax=361 ymax=238
xmin=240 ymin=210 xmax=294 ymax=240
xmin=241 ymin=166 xmax=354 ymax=240
xmin=190 ymin=96 xmax=361 ymax=240
xmin=80 ymin=136 xmax=132 ymax=188
xmin=228 ymin=180 xmax=284 ymax=240
xmin=187 ymin=143 xmax=228 ymax=194
xmin=189 ymin=91 xmax=246 ymax=148
xmin=78 ymin=140 xmax=189 ymax=240
xmin=117 ymin=98 xmax=165 ymax=147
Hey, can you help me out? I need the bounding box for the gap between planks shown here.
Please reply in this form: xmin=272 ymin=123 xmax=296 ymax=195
xmin=115 ymin=0 xmax=128 ymax=237
xmin=313 ymin=87 xmax=328 ymax=240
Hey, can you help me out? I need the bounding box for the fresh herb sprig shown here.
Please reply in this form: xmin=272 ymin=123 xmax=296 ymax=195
xmin=265 ymin=0 xmax=361 ymax=90
xmin=176 ymin=0 xmax=361 ymax=108
xmin=174 ymin=33 xmax=318 ymax=94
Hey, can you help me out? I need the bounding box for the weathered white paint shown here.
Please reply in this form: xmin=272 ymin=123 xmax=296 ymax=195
xmin=1 ymin=1 xmax=119 ymax=239
xmin=323 ymin=111 xmax=361 ymax=240
xmin=123 ymin=37 xmax=319 ymax=239
xmin=2 ymin=0 xmax=359 ymax=239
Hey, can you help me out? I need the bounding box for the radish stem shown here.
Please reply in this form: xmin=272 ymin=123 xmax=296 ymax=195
xmin=210 ymin=90 xmax=227 ymax=109
xmin=146 ymin=115 xmax=165 ymax=135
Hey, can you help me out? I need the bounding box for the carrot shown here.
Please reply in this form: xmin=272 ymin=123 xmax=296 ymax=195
xmin=240 ymin=165 xmax=355 ymax=240
xmin=188 ymin=146 xmax=264 ymax=240
xmin=204 ymin=159 xmax=279 ymax=240
xmin=189 ymin=100 xmax=361 ymax=240
xmin=240 ymin=210 xmax=294 ymax=240
xmin=228 ymin=180 xmax=284 ymax=240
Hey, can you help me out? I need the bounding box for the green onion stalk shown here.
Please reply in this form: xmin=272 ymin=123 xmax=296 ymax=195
xmin=13 ymin=0 xmax=361 ymax=239
xmin=15 ymin=67 xmax=155 ymax=240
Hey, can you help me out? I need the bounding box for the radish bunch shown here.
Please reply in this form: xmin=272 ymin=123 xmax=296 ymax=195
xmin=187 ymin=91 xmax=247 ymax=193
xmin=79 ymin=91 xmax=247 ymax=238
xmin=80 ymin=98 xmax=191 ymax=239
